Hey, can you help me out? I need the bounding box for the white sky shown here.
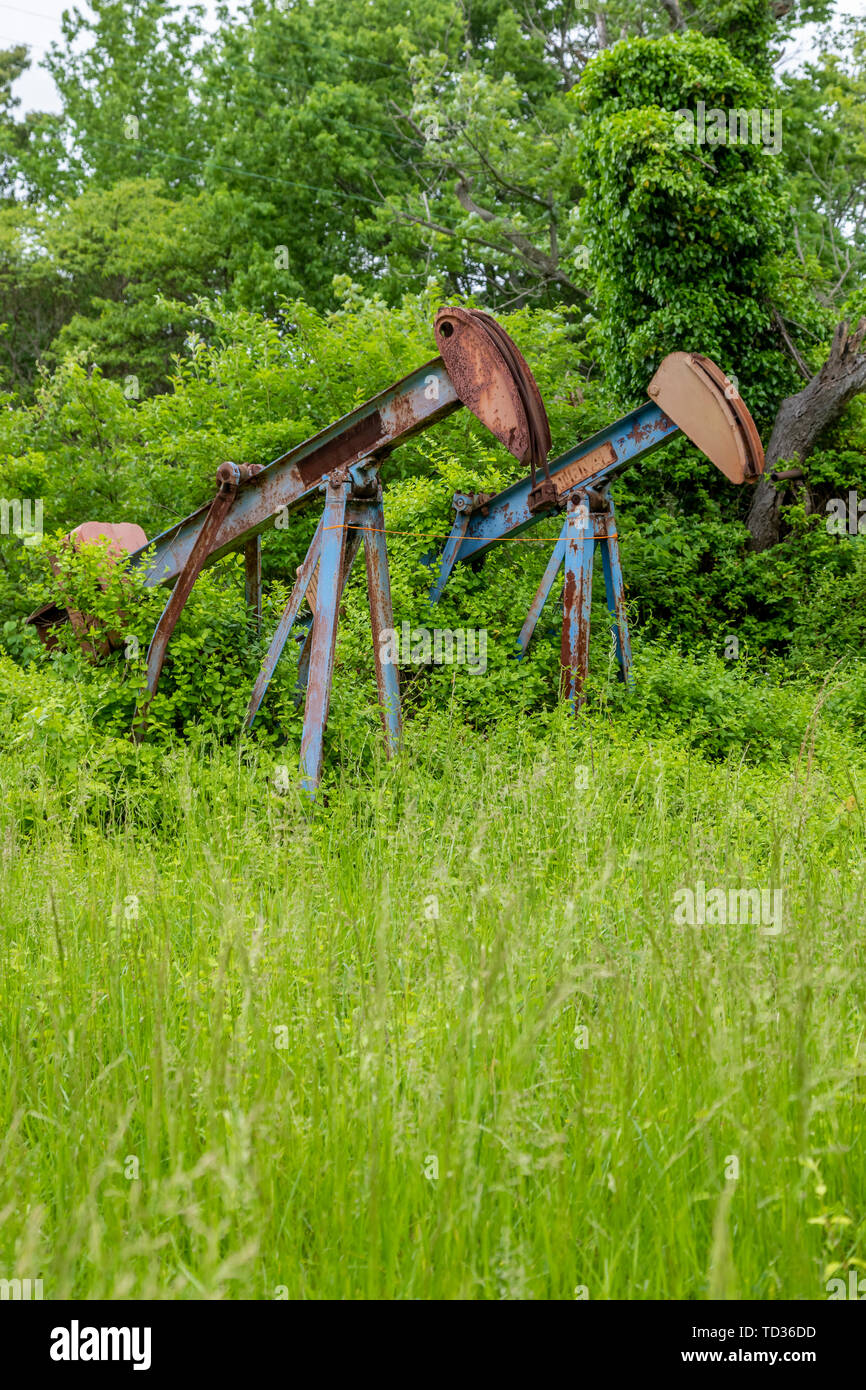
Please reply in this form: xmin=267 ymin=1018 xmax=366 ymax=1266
xmin=3 ymin=0 xmax=231 ymax=112
xmin=4 ymin=0 xmax=866 ymax=116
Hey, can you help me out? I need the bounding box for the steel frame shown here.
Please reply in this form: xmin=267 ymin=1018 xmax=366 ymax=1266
xmin=243 ymin=461 xmax=401 ymax=793
xmin=120 ymin=308 xmax=556 ymax=792
xmin=517 ymin=489 xmax=632 ymax=707
xmin=428 ymin=398 xmax=679 ymax=599
xmin=428 ymin=398 xmax=680 ymax=700
xmin=36 ymin=306 xmax=763 ymax=795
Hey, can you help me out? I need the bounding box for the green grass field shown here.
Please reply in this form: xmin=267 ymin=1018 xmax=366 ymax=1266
xmin=1 ymin=711 xmax=865 ymax=1300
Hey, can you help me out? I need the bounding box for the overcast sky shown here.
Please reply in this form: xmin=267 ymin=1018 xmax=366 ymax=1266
xmin=4 ymin=0 xmax=866 ymax=116
xmin=3 ymin=0 xmax=233 ymax=112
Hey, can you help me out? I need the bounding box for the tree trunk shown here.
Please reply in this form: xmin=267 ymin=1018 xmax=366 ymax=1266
xmin=659 ymin=0 xmax=686 ymax=30
xmin=747 ymin=318 xmax=866 ymax=551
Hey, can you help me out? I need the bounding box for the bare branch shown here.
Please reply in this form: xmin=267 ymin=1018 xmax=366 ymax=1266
xmin=460 ymin=131 xmax=555 ymax=210
xmin=454 ymin=174 xmax=588 ymax=299
xmin=769 ymin=305 xmax=812 ymax=381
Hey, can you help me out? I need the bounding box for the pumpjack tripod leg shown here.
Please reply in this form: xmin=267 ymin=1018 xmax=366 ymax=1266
xmin=362 ymin=494 xmax=402 ymax=756
xmin=560 ymin=492 xmax=595 ymax=710
xmin=300 ymin=481 xmax=352 ymax=794
xmin=598 ymin=499 xmax=632 ymax=684
xmin=516 ymin=525 xmax=567 ymax=658
xmin=245 ymin=515 xmax=325 ymax=729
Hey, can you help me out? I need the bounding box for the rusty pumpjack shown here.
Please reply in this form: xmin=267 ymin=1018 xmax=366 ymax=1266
xmin=428 ymin=349 xmax=765 ymax=704
xmin=31 ymin=309 xmax=549 ymax=793
xmin=29 ymin=308 xmax=764 ymax=794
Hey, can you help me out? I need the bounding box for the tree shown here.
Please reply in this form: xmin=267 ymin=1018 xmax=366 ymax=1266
xmin=0 ymin=181 xmax=253 ymax=395
xmin=195 ymin=0 xmax=456 ymax=308
xmin=573 ymin=32 xmax=820 ymax=422
xmin=0 ymin=46 xmax=60 ymax=206
xmin=780 ymin=22 xmax=866 ymax=307
xmin=42 ymin=0 xmax=206 ymax=195
xmin=747 ymin=318 xmax=866 ymax=550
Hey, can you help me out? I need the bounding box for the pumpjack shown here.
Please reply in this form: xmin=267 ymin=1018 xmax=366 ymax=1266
xmin=28 ymin=308 xmax=764 ymax=794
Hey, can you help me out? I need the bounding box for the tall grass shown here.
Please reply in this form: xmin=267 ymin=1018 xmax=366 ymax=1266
xmin=1 ymin=710 xmax=864 ymax=1299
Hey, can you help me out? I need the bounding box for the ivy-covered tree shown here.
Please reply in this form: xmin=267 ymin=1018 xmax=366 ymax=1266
xmin=573 ymin=32 xmax=821 ymax=423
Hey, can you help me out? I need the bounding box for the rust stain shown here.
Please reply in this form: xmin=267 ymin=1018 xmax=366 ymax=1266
xmin=434 ymin=306 xmax=550 ymax=471
xmin=626 ymin=418 xmax=657 ymax=447
xmin=297 ymin=412 xmax=384 ymax=487
xmin=560 ymin=550 xmax=592 ymax=703
xmin=555 ymin=441 xmax=617 ymax=493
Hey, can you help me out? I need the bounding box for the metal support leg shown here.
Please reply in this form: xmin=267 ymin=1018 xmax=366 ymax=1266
xmin=135 ymin=461 xmax=260 ymax=738
xmin=244 ymin=535 xmax=262 ymax=633
xmin=362 ymin=494 xmax=402 ymax=756
xmin=516 ymin=522 xmax=567 ymax=658
xmin=300 ymin=481 xmax=351 ymax=795
xmin=143 ymin=463 xmax=241 ymax=702
xmin=246 ymin=473 xmax=400 ymax=793
xmin=293 ymin=621 xmax=313 ymax=706
xmin=599 ymin=499 xmax=632 ymax=685
xmin=244 ymin=516 xmax=324 ymax=729
xmin=428 ymin=509 xmax=472 ymax=603
xmin=560 ymin=492 xmax=595 ymax=710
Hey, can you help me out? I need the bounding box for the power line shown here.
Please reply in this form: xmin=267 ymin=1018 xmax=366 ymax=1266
xmin=2 ymin=4 xmax=549 ymax=255
xmin=0 ymin=0 xmax=413 ymax=76
xmin=1 ymin=1 xmax=548 ymax=191
xmin=0 ymin=32 xmax=50 ymax=54
xmin=1 ymin=2 xmax=428 ymax=158
xmin=0 ymin=3 xmax=59 ymax=19
xmin=72 ymin=131 xmax=398 ymax=208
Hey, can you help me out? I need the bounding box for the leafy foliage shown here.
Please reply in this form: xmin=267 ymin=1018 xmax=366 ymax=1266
xmin=574 ymin=33 xmax=827 ymax=421
xmin=0 ymin=3 xmax=864 ymax=765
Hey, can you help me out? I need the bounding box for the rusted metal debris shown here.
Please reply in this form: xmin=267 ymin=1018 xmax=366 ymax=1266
xmin=26 ymin=520 xmax=148 ymax=657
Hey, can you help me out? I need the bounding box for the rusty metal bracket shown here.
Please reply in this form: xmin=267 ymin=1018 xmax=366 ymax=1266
xmin=134 ymin=461 xmax=262 ymax=733
xmin=527 ymin=477 xmax=560 ymax=514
